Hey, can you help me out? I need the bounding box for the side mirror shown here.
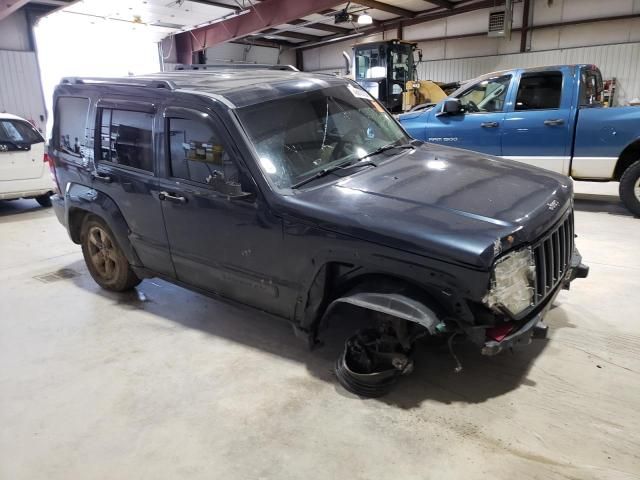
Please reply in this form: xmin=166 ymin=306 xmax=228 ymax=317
xmin=436 ymin=98 xmax=463 ymax=117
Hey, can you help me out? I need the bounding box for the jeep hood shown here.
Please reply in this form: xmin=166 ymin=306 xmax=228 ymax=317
xmin=279 ymin=144 xmax=573 ymax=269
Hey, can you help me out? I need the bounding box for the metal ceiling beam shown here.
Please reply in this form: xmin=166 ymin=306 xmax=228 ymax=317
xmin=187 ymin=0 xmax=241 ymax=11
xmin=354 ymin=0 xmax=416 ymax=18
xmin=173 ymin=0 xmax=344 ymax=63
xmin=297 ymin=0 xmax=504 ymax=50
xmin=423 ymin=0 xmax=454 ymax=9
xmin=288 ymin=18 xmax=350 ymax=34
xmin=0 ymin=0 xmax=30 ymax=22
xmin=260 ymin=28 xmax=324 ymax=41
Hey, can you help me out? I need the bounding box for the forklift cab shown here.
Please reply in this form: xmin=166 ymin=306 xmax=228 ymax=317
xmin=354 ymin=40 xmax=417 ymax=112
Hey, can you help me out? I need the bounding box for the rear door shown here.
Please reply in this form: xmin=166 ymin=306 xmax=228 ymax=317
xmin=0 ymin=118 xmax=45 ymax=181
xmin=426 ymin=73 xmax=512 ymax=155
xmin=92 ymin=100 xmax=174 ymax=278
xmin=501 ymin=69 xmax=573 ymax=174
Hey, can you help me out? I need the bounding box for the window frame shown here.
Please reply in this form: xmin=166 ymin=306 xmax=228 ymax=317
xmin=162 ymin=106 xmax=243 ymax=193
xmin=94 ymin=100 xmax=156 ymax=176
xmin=455 ymin=74 xmax=513 ymax=115
xmin=513 ymin=70 xmax=564 ymax=112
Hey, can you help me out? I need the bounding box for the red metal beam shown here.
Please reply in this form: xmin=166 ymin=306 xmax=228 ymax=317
xmin=174 ymin=0 xmax=344 ymax=64
xmin=0 ymin=0 xmax=30 ymax=22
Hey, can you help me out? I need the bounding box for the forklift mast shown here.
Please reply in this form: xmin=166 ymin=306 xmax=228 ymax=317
xmin=353 ymin=39 xmax=417 ymax=113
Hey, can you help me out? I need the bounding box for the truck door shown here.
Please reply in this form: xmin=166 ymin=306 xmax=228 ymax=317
xmin=501 ymin=70 xmax=573 ymax=174
xmin=426 ymin=74 xmax=511 ymax=155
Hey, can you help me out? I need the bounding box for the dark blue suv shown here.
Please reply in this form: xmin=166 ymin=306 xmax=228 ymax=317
xmin=50 ymin=69 xmax=588 ymax=395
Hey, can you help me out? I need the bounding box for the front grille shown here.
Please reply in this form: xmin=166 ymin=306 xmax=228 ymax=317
xmin=533 ymin=210 xmax=574 ymax=303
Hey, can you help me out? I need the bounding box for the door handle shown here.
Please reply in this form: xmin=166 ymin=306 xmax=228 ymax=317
xmin=159 ymin=191 xmax=187 ymax=204
xmin=544 ymin=119 xmax=565 ymax=126
xmin=481 ymin=121 xmax=499 ymax=128
xmin=91 ymin=172 xmax=112 ymax=183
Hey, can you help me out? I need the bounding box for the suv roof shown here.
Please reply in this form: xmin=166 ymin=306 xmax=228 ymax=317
xmin=60 ymin=69 xmax=346 ymax=109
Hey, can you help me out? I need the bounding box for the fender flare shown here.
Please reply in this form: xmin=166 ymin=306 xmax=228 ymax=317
xmin=322 ymin=292 xmax=440 ymax=334
xmin=63 ymin=183 xmax=142 ymax=266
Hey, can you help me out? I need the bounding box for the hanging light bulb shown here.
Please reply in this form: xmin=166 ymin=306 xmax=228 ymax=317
xmin=357 ymin=12 xmax=373 ymax=25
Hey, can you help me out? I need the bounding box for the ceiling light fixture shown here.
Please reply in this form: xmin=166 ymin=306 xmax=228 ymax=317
xmin=357 ymin=12 xmax=372 ymax=25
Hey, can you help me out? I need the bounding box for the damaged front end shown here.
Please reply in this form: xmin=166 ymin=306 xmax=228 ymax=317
xmin=478 ymin=210 xmax=589 ymax=355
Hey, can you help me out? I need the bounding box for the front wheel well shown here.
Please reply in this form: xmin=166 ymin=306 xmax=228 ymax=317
xmin=614 ymin=140 xmax=640 ymax=181
xmin=308 ymin=267 xmax=453 ymax=335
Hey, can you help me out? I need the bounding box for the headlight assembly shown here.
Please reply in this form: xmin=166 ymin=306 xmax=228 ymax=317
xmin=484 ymin=247 xmax=536 ymax=316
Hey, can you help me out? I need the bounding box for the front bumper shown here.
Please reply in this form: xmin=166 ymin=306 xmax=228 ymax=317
xmin=481 ymin=248 xmax=588 ymax=356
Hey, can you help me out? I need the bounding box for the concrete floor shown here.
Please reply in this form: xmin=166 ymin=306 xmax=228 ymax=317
xmin=1 ymin=182 xmax=639 ymax=480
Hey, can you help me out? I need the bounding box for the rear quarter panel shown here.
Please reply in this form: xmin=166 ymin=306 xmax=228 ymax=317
xmin=572 ymin=106 xmax=640 ymax=179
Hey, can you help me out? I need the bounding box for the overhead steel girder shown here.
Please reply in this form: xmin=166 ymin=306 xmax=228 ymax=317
xmin=0 ymin=0 xmax=30 ymax=22
xmin=174 ymin=0 xmax=344 ymax=64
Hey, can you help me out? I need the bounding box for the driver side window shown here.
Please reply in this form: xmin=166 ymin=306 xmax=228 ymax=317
xmin=458 ymin=75 xmax=511 ymax=113
xmin=167 ymin=116 xmax=239 ymax=186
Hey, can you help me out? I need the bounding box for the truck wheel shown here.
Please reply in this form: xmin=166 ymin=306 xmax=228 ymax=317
xmin=80 ymin=216 xmax=141 ymax=291
xmin=619 ymin=159 xmax=640 ymax=216
xmin=35 ymin=193 xmax=52 ymax=207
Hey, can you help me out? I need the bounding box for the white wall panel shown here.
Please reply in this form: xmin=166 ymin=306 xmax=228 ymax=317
xmin=417 ymin=42 xmax=640 ymax=105
xmin=0 ymin=51 xmax=47 ymax=132
xmin=0 ymin=10 xmax=30 ymax=51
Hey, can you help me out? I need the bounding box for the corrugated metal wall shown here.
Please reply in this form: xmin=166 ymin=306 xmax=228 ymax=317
xmin=418 ymin=42 xmax=640 ymax=105
xmin=0 ymin=50 xmax=48 ymax=133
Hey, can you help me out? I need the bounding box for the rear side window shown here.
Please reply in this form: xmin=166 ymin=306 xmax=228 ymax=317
xmin=515 ymin=72 xmax=563 ymax=111
xmin=0 ymin=119 xmax=43 ymax=145
xmin=57 ymin=97 xmax=90 ymax=155
xmin=99 ymin=109 xmax=153 ymax=172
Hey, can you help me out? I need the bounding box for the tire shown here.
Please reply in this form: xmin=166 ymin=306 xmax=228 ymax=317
xmin=80 ymin=216 xmax=141 ymax=291
xmin=619 ymin=159 xmax=640 ymax=217
xmin=35 ymin=193 xmax=52 ymax=207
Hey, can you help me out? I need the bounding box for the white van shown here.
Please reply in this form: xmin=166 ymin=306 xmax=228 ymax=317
xmin=0 ymin=113 xmax=53 ymax=207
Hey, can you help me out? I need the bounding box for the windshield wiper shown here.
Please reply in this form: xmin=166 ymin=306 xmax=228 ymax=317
xmin=290 ymin=159 xmax=376 ymax=190
xmin=358 ymin=141 xmax=415 ymax=162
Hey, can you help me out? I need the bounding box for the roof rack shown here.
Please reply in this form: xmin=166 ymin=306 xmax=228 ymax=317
xmin=173 ymin=63 xmax=298 ymax=72
xmin=60 ymin=77 xmax=176 ymax=90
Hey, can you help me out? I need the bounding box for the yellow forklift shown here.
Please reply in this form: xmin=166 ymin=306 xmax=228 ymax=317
xmin=347 ymin=39 xmax=457 ymax=113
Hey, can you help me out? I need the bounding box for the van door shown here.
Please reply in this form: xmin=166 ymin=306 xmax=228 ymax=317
xmin=92 ymin=101 xmax=174 ymax=278
xmin=0 ymin=118 xmax=45 ymax=181
xmin=501 ymin=70 xmax=573 ymax=174
xmin=156 ymin=105 xmax=293 ymax=318
xmin=426 ymin=74 xmax=512 ymax=155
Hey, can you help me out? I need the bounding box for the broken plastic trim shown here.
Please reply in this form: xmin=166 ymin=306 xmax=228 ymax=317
xmin=324 ymin=292 xmax=440 ymax=334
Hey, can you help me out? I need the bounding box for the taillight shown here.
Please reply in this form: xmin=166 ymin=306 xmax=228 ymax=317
xmin=44 ymin=153 xmax=61 ymax=195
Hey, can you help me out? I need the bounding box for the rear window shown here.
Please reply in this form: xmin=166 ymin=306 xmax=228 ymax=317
xmin=98 ymin=109 xmax=154 ymax=173
xmin=0 ymin=119 xmax=43 ymax=145
xmin=515 ymin=72 xmax=563 ymax=111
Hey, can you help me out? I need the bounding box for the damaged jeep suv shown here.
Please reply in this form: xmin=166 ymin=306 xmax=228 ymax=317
xmin=49 ymin=69 xmax=588 ymax=397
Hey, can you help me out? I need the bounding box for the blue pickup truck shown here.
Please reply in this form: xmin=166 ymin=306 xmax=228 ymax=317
xmin=399 ymin=64 xmax=640 ymax=215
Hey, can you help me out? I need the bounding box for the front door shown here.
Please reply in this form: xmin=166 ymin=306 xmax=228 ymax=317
xmin=93 ymin=101 xmax=174 ymax=277
xmin=0 ymin=117 xmax=45 ymax=181
xmin=426 ymin=73 xmax=512 ymax=155
xmin=157 ymin=105 xmax=292 ymax=318
xmin=501 ymin=70 xmax=572 ymax=174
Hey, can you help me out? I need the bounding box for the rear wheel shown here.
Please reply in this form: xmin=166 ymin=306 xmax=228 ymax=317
xmin=81 ymin=216 xmax=141 ymax=291
xmin=619 ymin=159 xmax=640 ymax=217
xmin=35 ymin=193 xmax=52 ymax=207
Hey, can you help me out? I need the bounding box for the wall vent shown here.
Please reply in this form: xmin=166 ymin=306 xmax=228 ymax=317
xmin=487 ymin=1 xmax=512 ymax=38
